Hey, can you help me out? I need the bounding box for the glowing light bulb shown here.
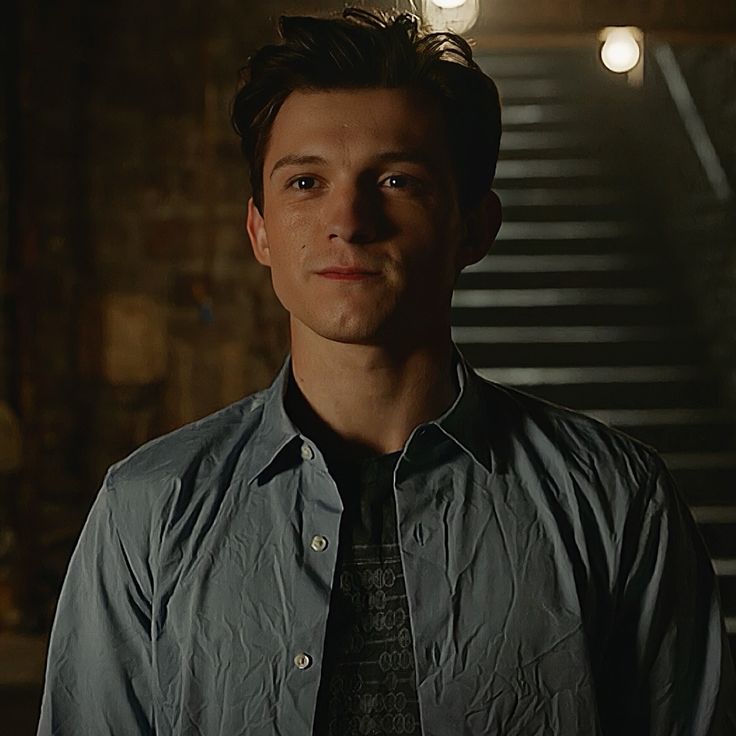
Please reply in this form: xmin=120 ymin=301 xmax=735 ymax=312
xmin=600 ymin=28 xmax=641 ymax=74
xmin=422 ymin=0 xmax=478 ymax=33
xmin=431 ymin=0 xmax=467 ymax=7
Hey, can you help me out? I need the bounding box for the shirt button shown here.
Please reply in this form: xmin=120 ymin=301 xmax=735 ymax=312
xmin=310 ymin=535 xmax=328 ymax=552
xmin=294 ymin=652 xmax=312 ymax=670
xmin=300 ymin=443 xmax=315 ymax=461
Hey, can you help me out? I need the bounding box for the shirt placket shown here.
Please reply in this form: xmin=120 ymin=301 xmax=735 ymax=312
xmin=279 ymin=438 xmax=343 ymax=736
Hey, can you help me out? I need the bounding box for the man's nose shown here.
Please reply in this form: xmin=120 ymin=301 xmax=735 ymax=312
xmin=326 ymin=182 xmax=381 ymax=245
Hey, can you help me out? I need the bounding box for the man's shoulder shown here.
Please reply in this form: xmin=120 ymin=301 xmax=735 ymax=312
xmin=102 ymin=387 xmax=271 ymax=510
xmin=472 ymin=373 xmax=661 ymax=483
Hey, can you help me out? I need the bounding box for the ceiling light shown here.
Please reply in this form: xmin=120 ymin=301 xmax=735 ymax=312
xmin=431 ymin=0 xmax=467 ymax=8
xmin=422 ymin=0 xmax=479 ymax=34
xmin=600 ymin=27 xmax=642 ymax=74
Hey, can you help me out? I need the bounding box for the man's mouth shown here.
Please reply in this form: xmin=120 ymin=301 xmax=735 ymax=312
xmin=316 ymin=267 xmax=380 ymax=280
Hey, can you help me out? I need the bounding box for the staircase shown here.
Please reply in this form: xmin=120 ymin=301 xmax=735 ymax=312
xmin=452 ymin=47 xmax=736 ymax=664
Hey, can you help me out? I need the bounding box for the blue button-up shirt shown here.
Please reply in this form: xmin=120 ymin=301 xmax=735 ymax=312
xmin=38 ymin=347 xmax=736 ymax=735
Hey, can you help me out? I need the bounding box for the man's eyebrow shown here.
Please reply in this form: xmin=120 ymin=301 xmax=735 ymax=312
xmin=373 ymin=150 xmax=437 ymax=167
xmin=270 ymin=154 xmax=327 ymax=179
xmin=269 ymin=150 xmax=439 ymax=179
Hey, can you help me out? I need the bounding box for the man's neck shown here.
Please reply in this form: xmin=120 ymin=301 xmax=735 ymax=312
xmin=285 ymin=325 xmax=459 ymax=462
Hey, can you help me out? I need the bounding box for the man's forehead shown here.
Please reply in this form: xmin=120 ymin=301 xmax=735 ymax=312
xmin=277 ymin=86 xmax=437 ymax=115
xmin=264 ymin=87 xmax=448 ymax=164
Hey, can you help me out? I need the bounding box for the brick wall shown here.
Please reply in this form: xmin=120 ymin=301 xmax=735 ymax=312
xmin=9 ymin=0 xmax=378 ymax=629
xmin=0 ymin=2 xmax=19 ymax=627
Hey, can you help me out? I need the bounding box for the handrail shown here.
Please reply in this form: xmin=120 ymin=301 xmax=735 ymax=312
xmin=653 ymin=43 xmax=733 ymax=202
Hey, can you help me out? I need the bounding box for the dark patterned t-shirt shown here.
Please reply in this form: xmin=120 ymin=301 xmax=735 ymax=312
xmin=313 ymin=450 xmax=423 ymax=736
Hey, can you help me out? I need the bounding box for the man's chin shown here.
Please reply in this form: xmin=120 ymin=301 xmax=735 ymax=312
xmin=291 ymin=314 xmax=398 ymax=348
xmin=314 ymin=327 xmax=389 ymax=347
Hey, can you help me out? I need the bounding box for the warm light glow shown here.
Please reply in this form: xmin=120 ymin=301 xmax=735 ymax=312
xmin=422 ymin=0 xmax=479 ymax=33
xmin=431 ymin=0 xmax=467 ymax=8
xmin=600 ymin=28 xmax=642 ymax=74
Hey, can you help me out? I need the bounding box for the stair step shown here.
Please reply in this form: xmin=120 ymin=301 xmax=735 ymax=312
xmin=490 ymin=381 xmax=717 ymax=411
xmin=500 ymin=131 xmax=587 ymax=150
xmin=585 ymin=407 xmax=733 ymax=427
xmin=587 ymin=409 xmax=731 ymax=426
xmin=465 ymin=253 xmax=651 ymax=273
xmin=453 ymin=288 xmax=663 ymax=308
xmin=479 ymin=52 xmax=600 ymax=79
xmin=670 ymin=466 xmax=736 ymax=506
xmin=717 ymin=572 xmax=736 ymax=615
xmin=602 ymin=421 xmax=735 ymax=455
xmin=459 ymin=339 xmax=700 ymax=368
xmin=453 ymin=325 xmax=683 ymax=343
xmin=478 ymin=365 xmax=701 ymax=385
xmin=692 ymin=507 xmax=736 ymax=524
xmin=502 ymin=104 xmax=603 ymax=127
xmin=664 ymin=452 xmax=736 ymax=470
xmin=455 ymin=268 xmax=665 ymax=294
xmin=496 ymin=158 xmax=606 ymax=178
xmin=700 ymin=527 xmax=736 ymax=561
xmin=666 ymin=456 xmax=736 ymax=505
xmin=501 ymin=204 xmax=641 ymax=222
xmin=452 ymin=305 xmax=680 ymax=327
xmin=500 ymin=147 xmax=613 ymax=162
xmin=461 ymin=254 xmax=656 ymax=288
xmin=715 ymin=559 xmax=736 ymax=576
xmin=496 ymin=79 xmax=571 ymax=101
xmin=459 ymin=270 xmax=661 ymax=289
xmin=713 ymin=560 xmax=736 ymax=630
xmin=490 ymin=240 xmax=649 ymax=256
xmin=496 ymin=221 xmax=631 ymax=240
xmin=496 ymin=187 xmax=626 ymax=207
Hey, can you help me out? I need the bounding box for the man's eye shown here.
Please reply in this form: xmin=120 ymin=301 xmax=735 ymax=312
xmin=290 ymin=176 xmax=318 ymax=190
xmin=383 ymin=174 xmax=410 ymax=189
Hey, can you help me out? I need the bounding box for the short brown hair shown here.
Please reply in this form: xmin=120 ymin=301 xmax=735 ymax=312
xmin=231 ymin=7 xmax=502 ymax=213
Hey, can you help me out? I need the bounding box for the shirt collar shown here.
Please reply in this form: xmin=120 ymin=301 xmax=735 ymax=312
xmin=246 ymin=354 xmax=302 ymax=485
xmin=432 ymin=344 xmax=494 ymax=474
xmin=246 ymin=343 xmax=494 ymax=485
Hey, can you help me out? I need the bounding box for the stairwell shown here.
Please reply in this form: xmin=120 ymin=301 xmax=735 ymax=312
xmin=453 ymin=46 xmax=736 ymax=665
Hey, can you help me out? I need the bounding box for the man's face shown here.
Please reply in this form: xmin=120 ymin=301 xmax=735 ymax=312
xmin=247 ymin=87 xmax=496 ymax=347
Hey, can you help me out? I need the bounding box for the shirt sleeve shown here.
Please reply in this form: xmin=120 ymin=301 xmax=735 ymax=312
xmin=601 ymin=454 xmax=736 ymax=735
xmin=37 ymin=476 xmax=155 ymax=735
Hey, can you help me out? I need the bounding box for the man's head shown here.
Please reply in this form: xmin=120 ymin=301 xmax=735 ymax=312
xmin=233 ymin=8 xmax=503 ymax=350
xmin=232 ymin=7 xmax=502 ymax=215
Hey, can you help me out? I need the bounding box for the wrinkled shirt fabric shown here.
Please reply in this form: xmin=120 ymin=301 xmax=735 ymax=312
xmin=38 ymin=347 xmax=736 ymax=735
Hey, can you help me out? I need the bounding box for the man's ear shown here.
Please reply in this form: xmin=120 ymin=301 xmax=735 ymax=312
xmin=456 ymin=190 xmax=503 ymax=272
xmin=246 ymin=197 xmax=271 ymax=267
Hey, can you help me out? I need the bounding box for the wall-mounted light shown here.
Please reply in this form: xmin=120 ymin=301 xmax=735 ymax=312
xmin=431 ymin=0 xmax=468 ymax=8
xmin=599 ymin=27 xmax=642 ymax=74
xmin=422 ymin=0 xmax=479 ymax=34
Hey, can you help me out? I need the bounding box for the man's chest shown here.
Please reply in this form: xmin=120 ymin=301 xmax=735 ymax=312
xmin=151 ymin=464 xmax=604 ymax=734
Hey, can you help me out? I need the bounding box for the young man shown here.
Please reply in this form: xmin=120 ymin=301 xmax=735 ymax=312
xmin=38 ymin=8 xmax=735 ymax=735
